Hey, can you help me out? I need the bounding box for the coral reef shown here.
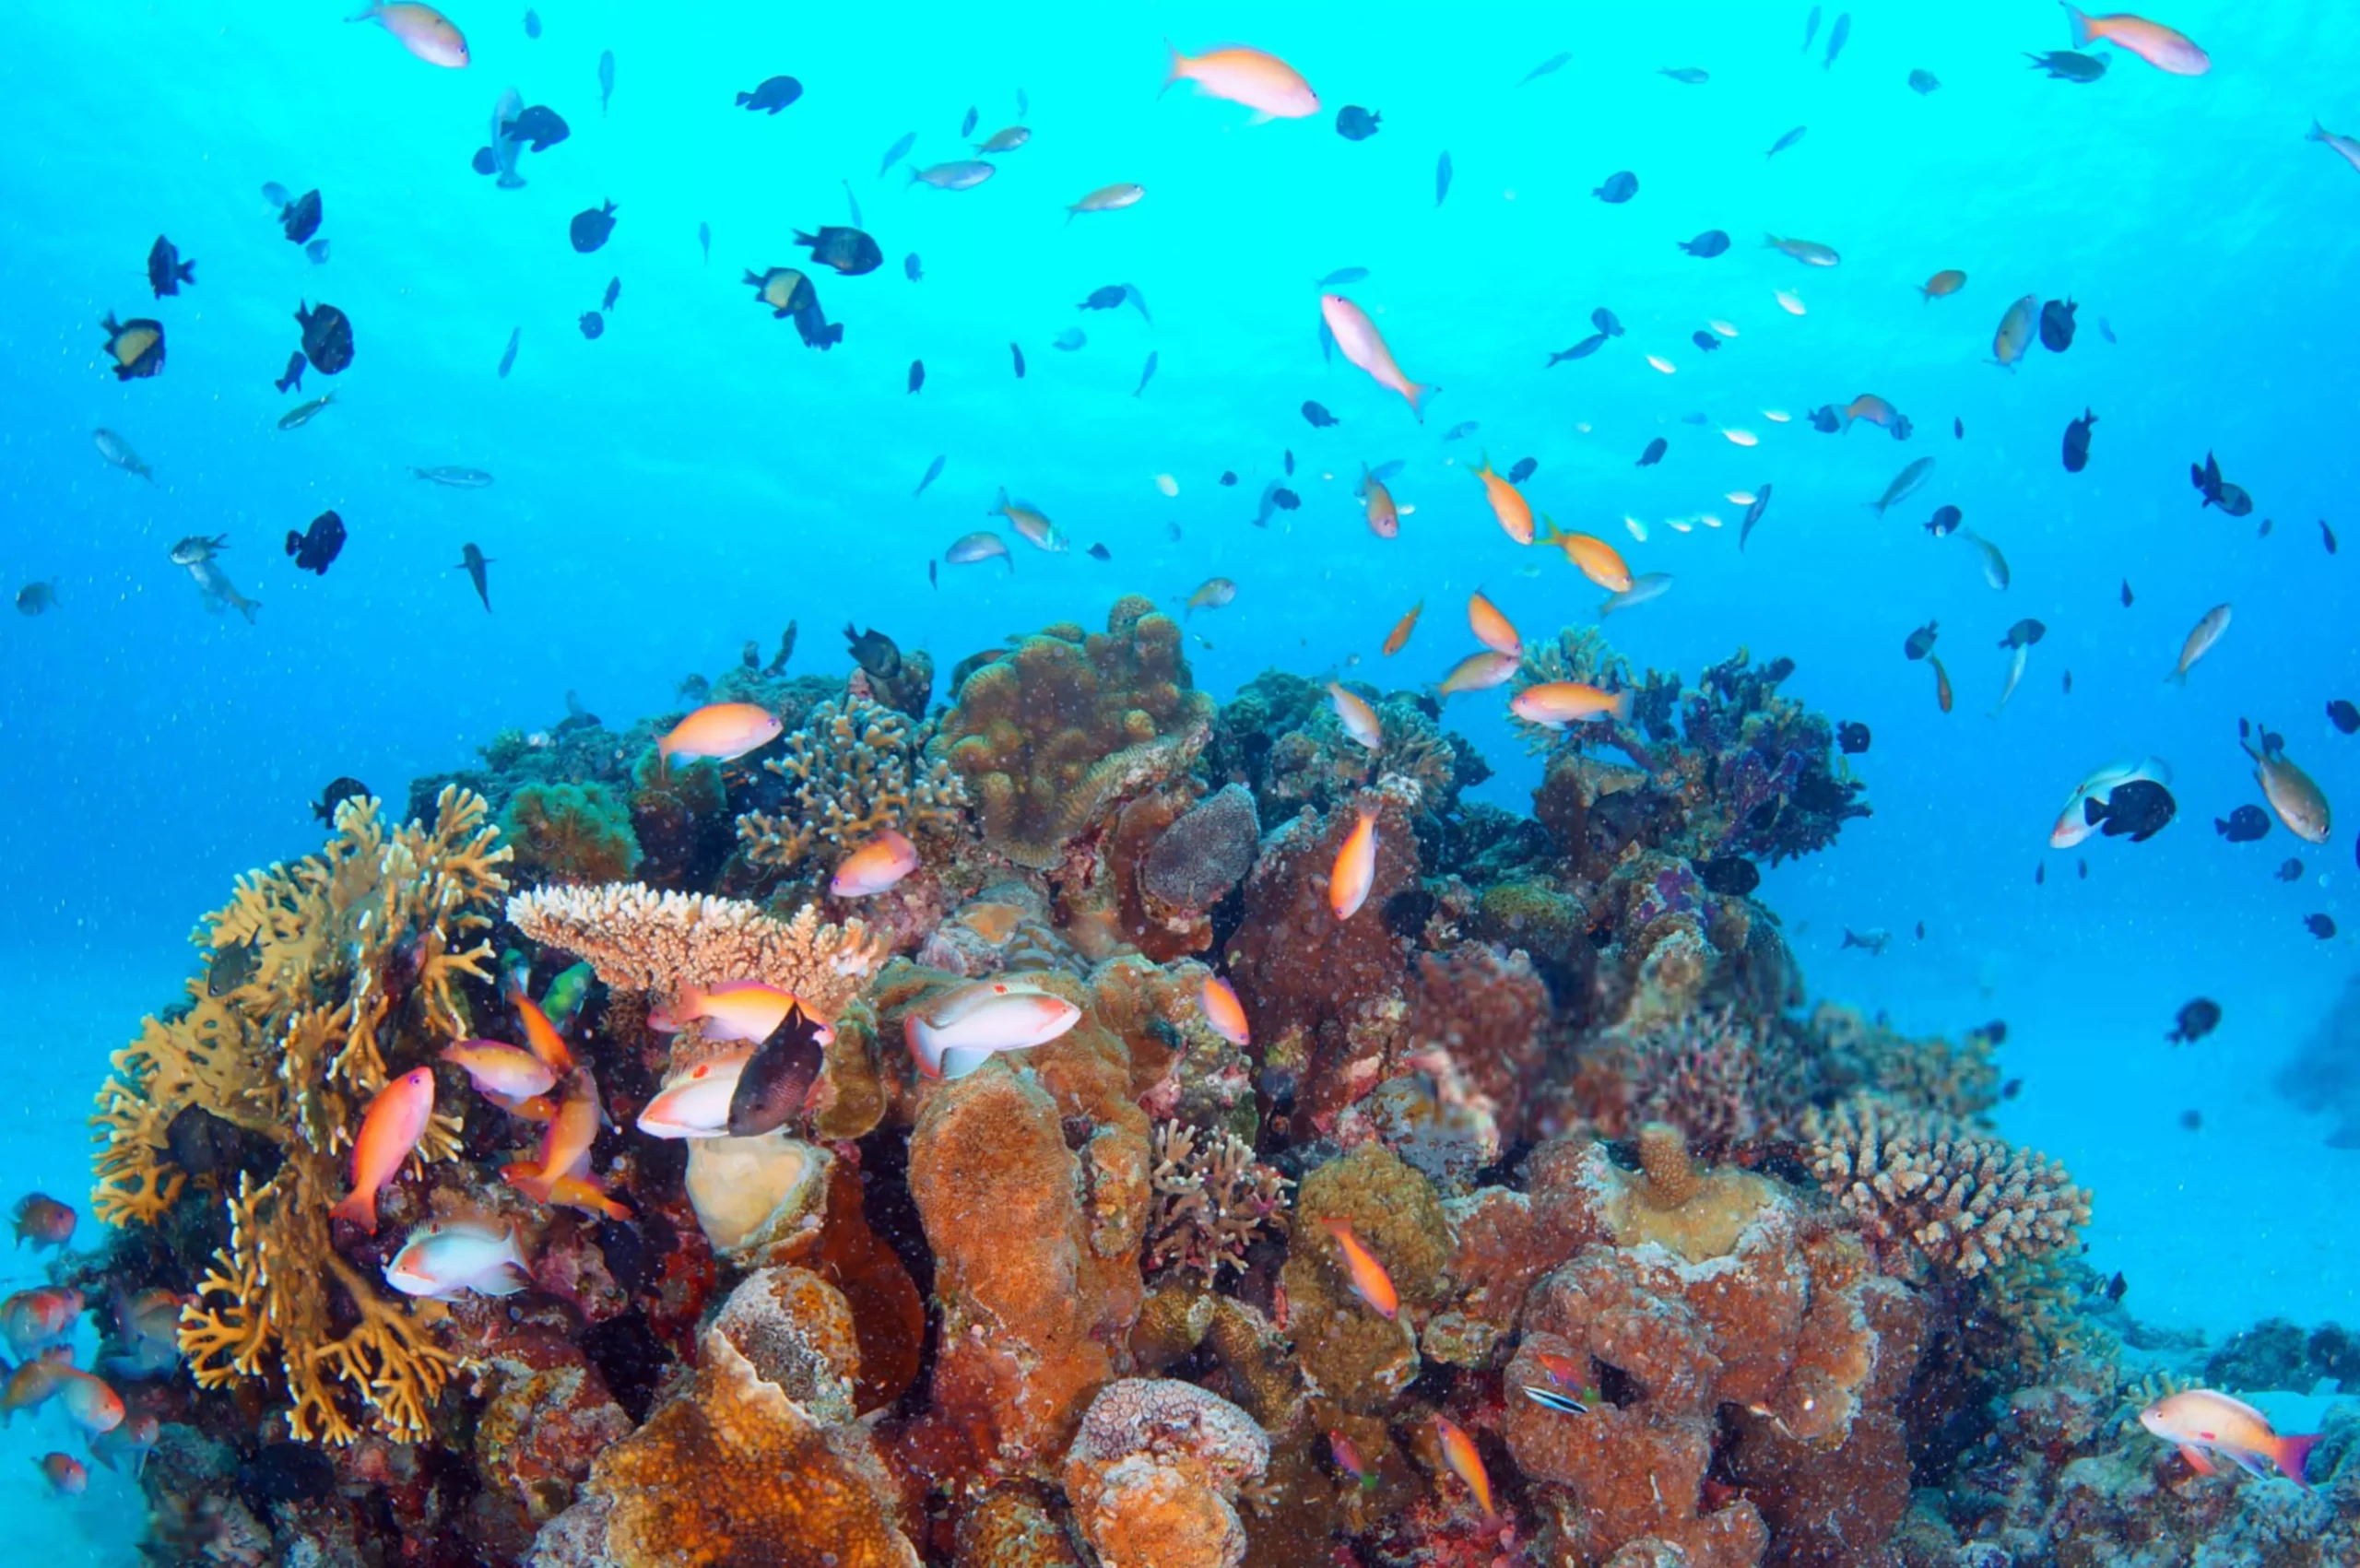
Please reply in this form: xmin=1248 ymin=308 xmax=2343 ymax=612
xmin=1209 ymin=669 xmax=1479 ymax=821
xmin=1063 ymin=1378 xmax=1269 ymax=1568
xmin=929 ymin=598 xmax=1215 ymax=867
xmin=1143 ymin=1122 xmax=1292 ymax=1286
xmin=1803 ymin=1096 xmax=2092 ymax=1278
xmin=735 ymin=691 xmax=968 ymax=878
xmin=502 ymin=781 xmax=643 ymax=885
xmin=505 ymin=881 xmax=885 ymax=1021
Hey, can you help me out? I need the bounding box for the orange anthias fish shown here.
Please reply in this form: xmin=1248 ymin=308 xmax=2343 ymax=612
xmin=2063 ymin=5 xmax=2209 ymax=75
xmin=2 ymin=1287 xmax=83 ymax=1360
xmin=6 ymin=1362 xmax=124 ymax=1435
xmin=440 ymin=1040 xmax=557 ymax=1119
xmin=1329 ymin=682 xmax=1383 ymax=750
xmin=1538 ymin=520 xmax=1634 ymax=592
xmin=831 ymin=829 xmax=921 ymax=897
xmin=1198 ymin=975 xmax=1250 ymax=1046
xmin=658 ymin=701 xmax=784 ymax=763
xmin=38 ymin=1451 xmax=88 ymax=1495
xmin=649 ymin=980 xmax=800 ymax=1043
xmin=1470 ymin=454 xmax=1534 ymax=545
xmin=1467 ymin=591 xmax=1522 ymax=657
xmin=1842 ymin=394 xmax=1903 ymax=431
xmin=1433 ymin=1414 xmax=1495 ymax=1519
xmin=1162 ymin=41 xmax=1320 ymax=119
xmin=13 ymin=1193 xmax=76 ymax=1250
xmin=1382 ymin=601 xmax=1422 ymax=656
xmin=507 ymin=1072 xmax=631 ymax=1219
xmin=348 ymin=2 xmax=470 ymax=67
xmin=512 ymin=990 xmax=576 ymax=1074
xmin=1318 ymin=1217 xmax=1398 ymax=1318
xmin=1328 ymin=806 xmax=1379 ymax=921
xmin=1438 ymin=650 xmax=1520 ymax=699
xmin=1320 ymin=295 xmax=1437 ymax=421
xmin=328 ymin=1067 xmax=435 ymax=1234
xmin=1358 ymin=465 xmax=1399 ymax=538
xmin=1511 ymin=682 xmax=1632 ymax=728
xmin=2140 ymin=1388 xmax=2317 ymax=1485
xmin=1919 ymin=269 xmax=1967 ymax=301
xmin=1930 ymin=654 xmax=1954 ymax=713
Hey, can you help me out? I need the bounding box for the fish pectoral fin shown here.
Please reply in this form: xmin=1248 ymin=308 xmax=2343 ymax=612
xmin=2177 ymin=1444 xmax=2217 ymax=1476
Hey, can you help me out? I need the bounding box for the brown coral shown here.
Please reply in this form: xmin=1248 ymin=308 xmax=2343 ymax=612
xmin=503 ymin=882 xmax=885 ymax=1021
xmin=1802 ymin=1097 xmax=2091 ymax=1278
xmin=930 ymin=599 xmax=1216 ymax=868
xmin=735 ymin=692 xmax=968 ymax=876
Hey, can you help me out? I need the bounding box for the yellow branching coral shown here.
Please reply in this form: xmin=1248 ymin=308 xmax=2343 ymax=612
xmin=88 ymin=787 xmax=508 ymax=1444
xmin=505 ymin=882 xmax=886 ymax=1021
xmin=1802 ymin=1096 xmax=2091 ymax=1278
xmin=736 ymin=693 xmax=968 ymax=874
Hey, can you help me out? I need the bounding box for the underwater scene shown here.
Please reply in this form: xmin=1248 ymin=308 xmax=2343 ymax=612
xmin=6 ymin=0 xmax=2360 ymax=1562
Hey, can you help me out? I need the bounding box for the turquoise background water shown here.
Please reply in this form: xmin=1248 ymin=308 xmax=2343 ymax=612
xmin=2 ymin=0 xmax=2354 ymax=1549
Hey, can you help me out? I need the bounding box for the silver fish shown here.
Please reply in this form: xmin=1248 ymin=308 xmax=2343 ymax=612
xmin=914 ymin=454 xmax=946 ymax=498
xmin=1599 ymin=572 xmax=1673 ymax=618
xmin=878 ymin=130 xmax=916 ymax=177
xmin=183 ymin=554 xmax=258 ymax=622
xmin=1133 ymin=350 xmax=1158 ymax=397
xmin=1053 ymin=328 xmax=1086 ymax=351
xmin=1868 ymin=456 xmax=1935 ymax=516
xmin=497 ymin=327 xmax=519 ymax=379
xmin=277 ymin=392 xmax=336 ymax=430
xmin=411 ymin=466 xmax=495 ymax=489
xmin=1519 ymin=52 xmax=1573 ymax=86
xmin=1740 ymin=484 xmax=1772 ymax=550
xmin=1766 ymin=125 xmax=1807 ymax=159
xmin=1435 ymin=150 xmax=1454 ymax=206
xmin=1122 ymin=283 xmax=1152 ymax=324
xmin=1993 ymin=642 xmax=2029 ymax=715
xmin=92 ymin=428 xmax=153 ymax=482
xmin=910 ymin=160 xmax=995 ymax=191
xmin=488 ymin=86 xmax=526 ymax=188
xmin=945 ymin=531 xmax=1011 ymax=570
xmin=1959 ymin=527 xmax=2011 ymax=590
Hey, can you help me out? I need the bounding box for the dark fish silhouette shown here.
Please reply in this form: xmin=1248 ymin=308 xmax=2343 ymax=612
xmin=285 ymin=511 xmax=346 ymax=575
xmin=737 ymin=76 xmax=802 ymax=113
xmin=1904 ymin=620 xmax=1938 ymax=660
xmin=147 ymin=236 xmax=195 ymax=298
xmin=2063 ymin=407 xmax=2097 ymax=472
xmin=2215 ymin=804 xmax=2272 ymax=843
xmin=1010 ymin=342 xmax=1025 ymax=378
xmin=1079 ymin=285 xmax=1127 ymax=312
xmin=313 ymin=775 xmax=371 ymax=821
xmin=280 ymin=189 xmax=323 ymax=244
xmin=726 ymin=1002 xmax=830 ymax=1137
xmin=1924 ymin=504 xmax=1962 ymax=537
xmin=2083 ymin=779 xmax=2176 ymax=843
xmin=794 ymin=226 xmax=882 ymax=276
xmin=1336 ymin=105 xmax=1381 ymax=140
xmin=1548 ymin=333 xmax=1608 ymax=365
xmin=2039 ymin=297 xmax=2078 ymax=351
xmin=1636 ymin=437 xmax=1667 ymax=466
xmin=507 ymin=104 xmax=570 ymax=150
xmin=570 ymin=199 xmax=618 ymax=253
xmin=578 ymin=310 xmax=604 ymax=339
xmin=2190 ymin=450 xmax=2253 ymax=516
xmin=274 ymin=350 xmax=307 ymax=395
xmin=1508 ymin=456 xmax=1538 ymax=483
xmin=295 ymin=301 xmax=353 ymax=374
xmin=2328 ymin=698 xmax=2359 ymax=734
xmin=1593 ymin=170 xmax=1637 ymax=203
xmin=603 ymin=277 xmax=621 ymax=312
xmin=1692 ymin=329 xmax=1721 ymax=352
xmin=2306 ymin=913 xmax=2338 ymax=939
xmin=1999 ymin=618 xmax=2046 ymax=648
xmin=2027 ymin=50 xmax=2107 ymax=80
xmin=2278 ymin=857 xmax=2305 ymax=882
xmin=2166 ymin=999 xmax=2221 ymax=1044
xmin=100 ymin=313 xmax=166 ymax=380
xmin=908 ymin=360 xmax=925 ymax=395
xmin=1837 ymin=720 xmax=1870 ymax=754
xmin=844 ymin=623 xmax=902 ymax=679
xmin=1302 ymin=401 xmax=1339 ymax=428
xmin=1679 ymin=230 xmax=1730 ymax=257
xmin=455 ymin=542 xmax=493 ymax=611
xmin=904 ymin=252 xmax=923 ymax=281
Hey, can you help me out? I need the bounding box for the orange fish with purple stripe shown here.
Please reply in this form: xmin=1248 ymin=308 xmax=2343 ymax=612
xmin=1433 ymin=1414 xmax=1495 ymax=1519
xmin=1319 ymin=1217 xmax=1398 ymax=1318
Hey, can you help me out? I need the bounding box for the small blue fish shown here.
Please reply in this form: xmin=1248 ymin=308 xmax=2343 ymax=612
xmin=1435 ymin=150 xmax=1453 ymax=206
xmin=914 ymin=454 xmax=945 ymax=497
xmin=306 ymin=239 xmax=331 ymax=265
xmin=1369 ymin=459 xmax=1406 ymax=482
xmin=844 ymin=180 xmax=863 ymax=228
xmin=904 ymin=252 xmax=923 ymax=282
xmin=879 ymin=131 xmax=916 ymax=178
xmin=1017 ymin=88 xmax=1028 ymax=118
xmin=1521 ymin=1385 xmax=1589 ymax=1416
xmin=1318 ymin=316 xmax=1336 ymax=364
xmin=1520 ymin=52 xmax=1572 ymax=86
xmin=1802 ymin=5 xmax=1821 ymax=51
xmin=497 ymin=327 xmax=518 ymax=379
xmin=1507 ymin=456 xmax=1537 ymax=483
xmin=1010 ymin=342 xmax=1025 ymax=378
xmin=1054 ymin=328 xmax=1086 ymax=351
xmin=1765 ymin=125 xmax=1807 ymax=159
xmin=960 ymin=105 xmax=977 ymax=136
xmin=699 ymin=222 xmax=711 ymax=264
xmin=524 ymin=9 xmax=540 ymax=39
xmin=1134 ymin=351 xmax=1157 ymax=397
xmin=1823 ymin=11 xmax=1850 ymax=68
xmin=1317 ymin=266 xmax=1369 ymax=287
xmin=1444 ymin=420 xmax=1479 ymax=442
xmin=1593 ymin=170 xmax=1638 ymax=202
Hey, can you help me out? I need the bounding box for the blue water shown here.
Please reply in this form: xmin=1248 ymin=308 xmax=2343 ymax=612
xmin=4 ymin=0 xmax=2356 ymax=1552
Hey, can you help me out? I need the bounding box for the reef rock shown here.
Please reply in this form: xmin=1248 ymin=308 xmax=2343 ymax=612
xmin=1063 ymin=1378 xmax=1270 ymax=1568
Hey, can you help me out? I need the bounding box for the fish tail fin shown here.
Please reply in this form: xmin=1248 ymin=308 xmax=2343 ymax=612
xmin=1611 ymin=689 xmax=1634 ymax=722
xmin=2060 ymin=3 xmax=2094 ymax=45
xmin=2163 ymin=668 xmax=2186 ymax=687
xmin=325 ymin=1191 xmax=376 ymax=1232
xmin=2275 ymin=1432 xmax=2321 ymax=1487
xmin=178 ymin=261 xmax=195 ymax=285
xmin=1160 ymin=39 xmax=1187 ymax=96
xmin=344 ymin=4 xmax=384 ymax=20
xmin=286 ymin=531 xmax=301 ymax=557
xmin=2307 ymin=118 xmax=2327 ymax=142
xmin=237 ymin=597 xmax=259 ymax=624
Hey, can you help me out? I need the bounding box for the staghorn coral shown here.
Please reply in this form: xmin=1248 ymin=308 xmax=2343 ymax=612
xmin=1063 ymin=1378 xmax=1270 ymax=1568
xmin=1803 ymin=1096 xmax=2091 ymax=1278
xmin=929 ymin=598 xmax=1215 ymax=868
xmin=534 ymin=1328 xmax=922 ymax=1568
xmin=88 ymin=789 xmax=506 ymax=1444
xmin=502 ymin=781 xmax=643 ymax=885
xmin=1143 ymin=1122 xmax=1292 ymax=1286
xmin=504 ymin=881 xmax=885 ymax=1020
xmin=735 ymin=691 xmax=968 ymax=875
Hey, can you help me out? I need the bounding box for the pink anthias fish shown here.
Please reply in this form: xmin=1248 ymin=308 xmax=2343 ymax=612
xmin=348 ymin=3 xmax=470 ymax=67
xmin=327 ymin=1067 xmax=436 ymax=1234
xmin=831 ymin=829 xmax=922 ymax=897
xmin=2 ymin=1288 xmax=82 ymax=1361
xmin=904 ymin=979 xmax=1081 ymax=1079
xmin=634 ymin=1048 xmax=755 ymax=1138
xmin=1320 ymin=295 xmax=1438 ymax=422
xmin=2 ymin=1360 xmax=124 ymax=1434
xmin=2049 ymin=758 xmax=2171 ymax=848
xmin=659 ymin=702 xmax=783 ymax=763
xmin=384 ymin=1219 xmax=534 ymax=1300
xmin=1162 ymin=41 xmax=1319 ymax=120
xmin=649 ymin=980 xmax=802 ymax=1043
xmin=2140 ymin=1388 xmax=2317 ymax=1485
xmin=13 ymin=1193 xmax=77 ymax=1250
xmin=2061 ymin=4 xmax=2208 ymax=75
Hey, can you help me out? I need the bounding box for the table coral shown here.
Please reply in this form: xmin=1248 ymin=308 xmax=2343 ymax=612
xmin=501 ymin=782 xmax=643 ymax=885
xmin=1803 ymin=1097 xmax=2091 ymax=1278
xmin=537 ymin=1329 xmax=922 ymax=1568
xmin=89 ymin=788 xmax=507 ymax=1444
xmin=1143 ymin=1122 xmax=1292 ymax=1286
xmin=1063 ymin=1378 xmax=1270 ymax=1568
xmin=929 ymin=598 xmax=1215 ymax=868
xmin=735 ymin=691 xmax=968 ymax=877
xmin=504 ymin=881 xmax=885 ymax=1021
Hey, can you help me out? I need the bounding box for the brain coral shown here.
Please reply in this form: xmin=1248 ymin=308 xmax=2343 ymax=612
xmin=929 ymin=598 xmax=1215 ymax=868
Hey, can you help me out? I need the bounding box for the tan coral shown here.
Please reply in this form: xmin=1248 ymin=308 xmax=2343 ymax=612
xmin=1802 ymin=1096 xmax=2091 ymax=1277
xmin=736 ymin=692 xmax=968 ymax=875
xmin=1143 ymin=1122 xmax=1292 ymax=1287
xmin=504 ymin=882 xmax=885 ymax=1021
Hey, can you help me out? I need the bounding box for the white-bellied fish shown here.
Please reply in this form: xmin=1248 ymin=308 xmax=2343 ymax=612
xmin=384 ymin=1220 xmax=531 ymax=1300
xmin=1320 ymin=294 xmax=1436 ymax=420
xmin=2165 ymin=603 xmax=2231 ymax=684
xmin=904 ymin=978 xmax=1081 ymax=1079
xmin=993 ymin=489 xmax=1067 ymax=551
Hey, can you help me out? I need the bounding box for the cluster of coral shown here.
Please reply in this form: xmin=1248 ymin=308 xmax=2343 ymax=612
xmin=64 ymin=600 xmax=2355 ymax=1566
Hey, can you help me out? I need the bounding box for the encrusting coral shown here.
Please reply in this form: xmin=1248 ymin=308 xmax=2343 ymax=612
xmin=1803 ymin=1095 xmax=2091 ymax=1277
xmin=735 ymin=691 xmax=968 ymax=876
xmin=504 ymin=881 xmax=885 ymax=1021
xmin=929 ymin=598 xmax=1215 ymax=868
xmin=90 ymin=787 xmax=510 ymax=1443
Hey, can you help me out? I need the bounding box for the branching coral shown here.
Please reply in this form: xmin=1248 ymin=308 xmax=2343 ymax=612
xmin=735 ymin=692 xmax=968 ymax=874
xmin=89 ymin=788 xmax=507 ymax=1443
xmin=504 ymin=882 xmax=885 ymax=1020
xmin=928 ymin=598 xmax=1215 ymax=867
xmin=1143 ymin=1122 xmax=1292 ymax=1286
xmin=1807 ymin=1002 xmax=2001 ymax=1123
xmin=1569 ymin=1008 xmax=1811 ymax=1157
xmin=1803 ymin=1096 xmax=2092 ymax=1277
